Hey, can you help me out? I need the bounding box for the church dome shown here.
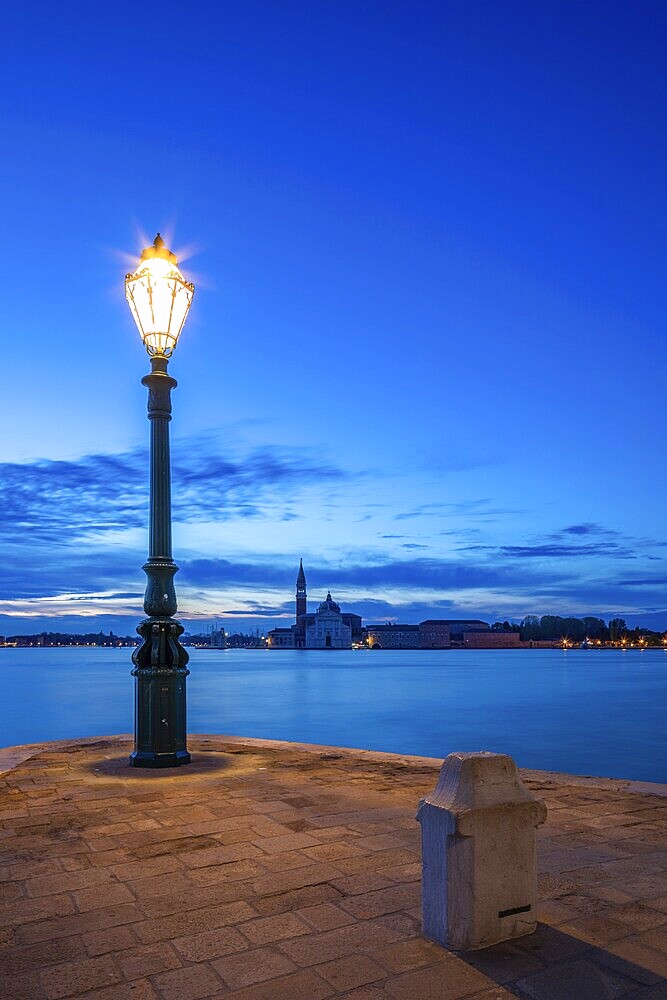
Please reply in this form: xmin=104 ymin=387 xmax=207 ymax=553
xmin=318 ymin=591 xmax=341 ymax=614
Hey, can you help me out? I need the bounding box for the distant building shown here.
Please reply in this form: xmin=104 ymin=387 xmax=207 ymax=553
xmin=446 ymin=620 xmax=491 ymax=648
xmin=209 ymin=625 xmax=226 ymax=648
xmin=267 ymin=627 xmax=296 ymax=648
xmin=363 ymin=619 xmax=492 ymax=649
xmin=419 ymin=621 xmax=452 ymax=649
xmin=267 ymin=562 xmax=358 ymax=649
xmin=364 ymin=624 xmax=420 ymax=649
xmin=296 ymin=558 xmax=307 ymax=621
xmin=419 ymin=620 xmax=490 ymax=648
xmin=306 ymin=593 xmax=352 ymax=649
xmin=268 ymin=571 xmax=518 ymax=651
xmin=463 ymin=629 xmax=520 ymax=648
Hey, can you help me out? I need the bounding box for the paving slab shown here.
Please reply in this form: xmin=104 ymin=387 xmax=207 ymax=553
xmin=0 ymin=734 xmax=665 ymax=998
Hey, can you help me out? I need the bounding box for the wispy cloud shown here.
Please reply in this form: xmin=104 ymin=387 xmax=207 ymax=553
xmin=0 ymin=436 xmax=347 ymax=544
xmin=554 ymin=523 xmax=618 ymax=537
xmin=220 ymin=604 xmax=290 ymax=617
xmin=456 ymin=522 xmax=667 ymax=562
xmin=395 ymin=499 xmax=522 ymax=522
xmin=0 ymin=549 xmax=140 ymax=601
xmin=175 ymin=556 xmax=556 ymax=594
xmin=4 ymin=547 xmax=667 ymax=628
xmin=499 ymin=543 xmax=634 ymax=559
xmin=4 ymin=440 xmax=667 ymax=630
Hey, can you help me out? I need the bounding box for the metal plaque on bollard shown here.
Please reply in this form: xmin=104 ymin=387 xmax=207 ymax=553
xmin=416 ymin=751 xmax=547 ymax=951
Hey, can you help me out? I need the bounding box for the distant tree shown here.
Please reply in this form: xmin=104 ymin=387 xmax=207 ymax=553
xmin=491 ymin=621 xmax=520 ymax=632
xmin=581 ymin=617 xmax=609 ymax=641
xmin=540 ymin=616 xmax=578 ymax=640
xmin=563 ymin=618 xmax=588 ymax=642
xmin=520 ymin=615 xmax=541 ymax=640
xmin=621 ymin=626 xmax=664 ymax=647
xmin=538 ymin=616 xmax=559 ymax=639
xmin=609 ymin=618 xmax=628 ymax=641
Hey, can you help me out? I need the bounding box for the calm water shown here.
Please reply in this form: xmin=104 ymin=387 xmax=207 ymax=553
xmin=2 ymin=647 xmax=666 ymax=782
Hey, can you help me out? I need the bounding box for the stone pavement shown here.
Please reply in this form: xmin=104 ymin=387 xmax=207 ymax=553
xmin=0 ymin=735 xmax=666 ymax=1000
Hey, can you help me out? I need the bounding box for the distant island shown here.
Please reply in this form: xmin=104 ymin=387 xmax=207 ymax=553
xmin=1 ymin=630 xmax=138 ymax=648
xmin=265 ymin=562 xmax=667 ymax=650
xmin=497 ymin=615 xmax=666 ymax=648
xmin=0 ymin=628 xmax=265 ymax=649
xmin=3 ymin=615 xmax=665 ymax=650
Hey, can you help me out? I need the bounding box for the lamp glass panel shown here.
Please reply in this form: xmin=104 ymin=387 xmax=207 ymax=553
xmin=125 ymin=257 xmax=193 ymax=357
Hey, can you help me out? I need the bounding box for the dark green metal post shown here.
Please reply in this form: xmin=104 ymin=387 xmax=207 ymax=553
xmin=130 ymin=355 xmax=190 ymax=767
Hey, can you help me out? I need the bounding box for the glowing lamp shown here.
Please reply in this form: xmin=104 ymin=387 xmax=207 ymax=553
xmin=125 ymin=234 xmax=194 ymax=357
xmin=125 ymin=231 xmax=195 ymax=769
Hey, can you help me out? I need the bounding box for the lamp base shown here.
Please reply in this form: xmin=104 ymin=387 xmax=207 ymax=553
xmin=130 ymin=749 xmax=191 ymax=768
xmin=131 ymin=617 xmax=191 ymax=769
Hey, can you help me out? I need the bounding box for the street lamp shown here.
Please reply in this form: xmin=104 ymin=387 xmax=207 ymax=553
xmin=125 ymin=234 xmax=194 ymax=767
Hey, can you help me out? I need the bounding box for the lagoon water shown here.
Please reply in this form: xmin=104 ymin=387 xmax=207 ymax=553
xmin=2 ymin=647 xmax=666 ymax=782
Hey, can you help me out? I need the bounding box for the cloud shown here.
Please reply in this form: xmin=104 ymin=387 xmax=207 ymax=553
xmin=0 ymin=436 xmax=347 ymax=544
xmin=181 ymin=559 xmax=297 ymax=589
xmin=62 ymin=591 xmax=143 ymax=602
xmin=5 ymin=547 xmax=667 ymax=631
xmin=4 ymin=439 xmax=667 ymax=631
xmin=498 ymin=543 xmax=635 ymax=559
xmin=220 ymin=604 xmax=289 ymax=617
xmin=556 ymin=523 xmax=618 ymax=537
xmin=6 ymin=543 xmax=662 ymax=619
xmin=0 ymin=548 xmax=140 ymax=601
xmin=339 ymin=597 xmax=457 ymax=621
xmin=176 ymin=555 xmax=557 ymax=594
xmin=394 ymin=499 xmax=521 ymax=522
xmin=455 ymin=520 xmax=664 ymax=561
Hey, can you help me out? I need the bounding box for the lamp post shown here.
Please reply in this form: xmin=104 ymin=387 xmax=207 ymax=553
xmin=125 ymin=234 xmax=195 ymax=767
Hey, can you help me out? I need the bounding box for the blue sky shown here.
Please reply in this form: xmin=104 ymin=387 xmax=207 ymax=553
xmin=2 ymin=1 xmax=667 ymax=634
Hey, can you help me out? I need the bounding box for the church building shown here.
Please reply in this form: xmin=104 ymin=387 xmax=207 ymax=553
xmin=306 ymin=592 xmax=352 ymax=648
xmin=267 ymin=561 xmax=361 ymax=649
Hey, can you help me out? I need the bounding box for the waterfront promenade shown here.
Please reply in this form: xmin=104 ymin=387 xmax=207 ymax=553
xmin=0 ymin=736 xmax=666 ymax=999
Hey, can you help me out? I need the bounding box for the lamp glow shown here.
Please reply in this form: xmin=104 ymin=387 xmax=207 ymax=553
xmin=125 ymin=234 xmax=194 ymax=357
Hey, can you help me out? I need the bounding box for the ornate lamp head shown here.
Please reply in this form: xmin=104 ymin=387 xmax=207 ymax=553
xmin=125 ymin=234 xmax=194 ymax=358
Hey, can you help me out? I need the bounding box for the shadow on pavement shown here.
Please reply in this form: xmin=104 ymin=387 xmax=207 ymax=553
xmin=458 ymin=923 xmax=665 ymax=997
xmin=84 ymin=750 xmax=237 ymax=780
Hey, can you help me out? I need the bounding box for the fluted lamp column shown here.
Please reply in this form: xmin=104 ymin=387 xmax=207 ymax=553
xmin=125 ymin=234 xmax=195 ymax=767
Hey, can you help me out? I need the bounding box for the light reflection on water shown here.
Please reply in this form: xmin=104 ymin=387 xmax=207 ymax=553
xmin=2 ymin=647 xmax=666 ymax=782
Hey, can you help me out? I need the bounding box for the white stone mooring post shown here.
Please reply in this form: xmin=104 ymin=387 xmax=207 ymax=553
xmin=416 ymin=751 xmax=546 ymax=951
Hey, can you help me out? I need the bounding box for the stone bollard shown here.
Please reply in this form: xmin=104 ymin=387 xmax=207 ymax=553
xmin=416 ymin=751 xmax=546 ymax=951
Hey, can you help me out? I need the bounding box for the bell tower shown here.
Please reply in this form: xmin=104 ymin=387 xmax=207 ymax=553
xmin=296 ymin=559 xmax=307 ymax=622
